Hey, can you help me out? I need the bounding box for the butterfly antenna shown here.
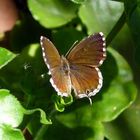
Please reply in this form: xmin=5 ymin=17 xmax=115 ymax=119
xmin=65 ymin=40 xmax=79 ymax=56
xmin=87 ymin=96 xmax=92 ymax=105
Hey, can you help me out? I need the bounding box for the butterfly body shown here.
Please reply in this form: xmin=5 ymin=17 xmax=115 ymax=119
xmin=40 ymin=32 xmax=106 ymax=102
xmin=60 ymin=55 xmax=70 ymax=76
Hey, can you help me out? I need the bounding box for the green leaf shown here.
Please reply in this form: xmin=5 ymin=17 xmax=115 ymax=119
xmin=53 ymin=95 xmax=73 ymax=112
xmin=42 ymin=119 xmax=104 ymax=140
xmin=78 ymin=0 xmax=123 ymax=35
xmin=0 ymin=89 xmax=24 ymax=127
xmin=0 ymin=44 xmax=46 ymax=94
xmin=47 ymin=107 xmax=105 ymax=140
xmin=104 ymin=94 xmax=140 ymax=140
xmin=10 ymin=15 xmax=49 ymax=51
xmin=0 ymin=89 xmax=51 ymax=127
xmin=52 ymin=28 xmax=85 ymax=54
xmin=0 ymin=47 xmax=16 ymax=69
xmin=71 ymin=0 xmax=86 ymax=4
xmin=0 ymin=125 xmax=25 ymax=140
xmin=25 ymin=109 xmax=52 ymax=125
xmin=28 ymin=0 xmax=78 ymax=28
xmin=104 ymin=121 xmax=126 ymax=140
xmin=92 ymin=48 xmax=137 ymax=122
xmin=104 ymin=93 xmax=140 ymax=140
xmin=121 ymin=101 xmax=140 ymax=139
xmin=0 ymin=44 xmax=52 ymax=124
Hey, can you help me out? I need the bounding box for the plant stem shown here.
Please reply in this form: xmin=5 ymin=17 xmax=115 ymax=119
xmin=106 ymin=11 xmax=126 ymax=47
xmin=34 ymin=109 xmax=56 ymax=140
xmin=18 ymin=93 xmax=35 ymax=130
xmin=34 ymin=125 xmax=49 ymax=140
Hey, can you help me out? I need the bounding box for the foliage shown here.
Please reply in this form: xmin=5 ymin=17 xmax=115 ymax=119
xmin=0 ymin=0 xmax=139 ymax=140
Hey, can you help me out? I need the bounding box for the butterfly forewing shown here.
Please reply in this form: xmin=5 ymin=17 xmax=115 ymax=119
xmin=40 ymin=36 xmax=71 ymax=97
xmin=67 ymin=32 xmax=106 ymax=67
xmin=40 ymin=36 xmax=61 ymax=69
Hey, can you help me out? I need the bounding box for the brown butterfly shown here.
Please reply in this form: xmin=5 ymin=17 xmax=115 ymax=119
xmin=40 ymin=32 xmax=106 ymax=104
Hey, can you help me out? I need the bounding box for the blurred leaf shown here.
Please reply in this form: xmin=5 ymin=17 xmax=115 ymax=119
xmin=124 ymin=0 xmax=140 ymax=66
xmin=0 ymin=89 xmax=51 ymax=127
xmin=0 ymin=125 xmax=25 ymax=140
xmin=92 ymin=47 xmax=137 ymax=122
xmin=43 ymin=105 xmax=105 ymax=140
xmin=43 ymin=119 xmax=104 ymax=140
xmin=28 ymin=0 xmax=78 ymax=28
xmin=71 ymin=0 xmax=86 ymax=4
xmin=111 ymin=0 xmax=123 ymax=1
xmin=78 ymin=0 xmax=123 ymax=35
xmin=0 ymin=47 xmax=16 ymax=69
xmin=104 ymin=121 xmax=127 ymax=140
xmin=0 ymin=44 xmax=46 ymax=95
xmin=52 ymin=28 xmax=85 ymax=54
xmin=104 ymin=92 xmax=140 ymax=140
xmin=0 ymin=89 xmax=24 ymax=127
xmin=121 ymin=101 xmax=140 ymax=140
xmin=11 ymin=14 xmax=49 ymax=51
xmin=0 ymin=43 xmax=54 ymax=120
xmin=25 ymin=108 xmax=52 ymax=124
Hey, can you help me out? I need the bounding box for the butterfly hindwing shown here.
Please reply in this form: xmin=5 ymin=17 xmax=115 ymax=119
xmin=50 ymin=66 xmax=71 ymax=97
xmin=69 ymin=64 xmax=102 ymax=98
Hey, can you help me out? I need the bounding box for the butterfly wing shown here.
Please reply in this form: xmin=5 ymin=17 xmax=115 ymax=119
xmin=40 ymin=36 xmax=71 ymax=96
xmin=40 ymin=36 xmax=61 ymax=69
xmin=66 ymin=32 xmax=106 ymax=99
xmin=67 ymin=32 xmax=106 ymax=67
xmin=49 ymin=67 xmax=71 ymax=97
xmin=70 ymin=64 xmax=102 ymax=98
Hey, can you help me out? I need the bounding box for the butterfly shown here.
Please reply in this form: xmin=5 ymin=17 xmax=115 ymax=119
xmin=40 ymin=32 xmax=106 ymax=104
